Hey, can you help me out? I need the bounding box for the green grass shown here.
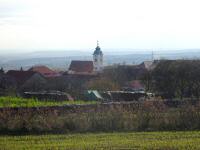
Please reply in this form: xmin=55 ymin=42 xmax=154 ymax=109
xmin=0 ymin=97 xmax=97 ymax=107
xmin=1 ymin=131 xmax=200 ymax=150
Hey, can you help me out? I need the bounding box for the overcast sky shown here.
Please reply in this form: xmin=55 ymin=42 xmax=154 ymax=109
xmin=0 ymin=0 xmax=200 ymax=53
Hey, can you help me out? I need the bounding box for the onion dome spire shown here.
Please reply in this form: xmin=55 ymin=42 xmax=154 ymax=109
xmin=93 ymin=40 xmax=103 ymax=55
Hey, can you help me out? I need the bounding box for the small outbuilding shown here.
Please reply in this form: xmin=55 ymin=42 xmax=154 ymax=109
xmin=23 ymin=91 xmax=73 ymax=101
xmin=84 ymin=90 xmax=103 ymax=101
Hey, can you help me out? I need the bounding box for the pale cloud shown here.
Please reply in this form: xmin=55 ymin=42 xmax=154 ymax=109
xmin=0 ymin=0 xmax=200 ymax=52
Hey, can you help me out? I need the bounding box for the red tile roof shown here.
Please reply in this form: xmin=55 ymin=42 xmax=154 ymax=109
xmin=7 ymin=70 xmax=37 ymax=84
xmin=129 ymin=80 xmax=144 ymax=89
xmin=28 ymin=65 xmax=60 ymax=77
xmin=68 ymin=61 xmax=94 ymax=73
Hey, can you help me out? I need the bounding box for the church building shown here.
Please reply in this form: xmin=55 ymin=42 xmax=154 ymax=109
xmin=93 ymin=41 xmax=103 ymax=72
xmin=68 ymin=41 xmax=104 ymax=75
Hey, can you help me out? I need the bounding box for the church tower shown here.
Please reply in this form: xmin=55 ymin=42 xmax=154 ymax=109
xmin=93 ymin=41 xmax=103 ymax=72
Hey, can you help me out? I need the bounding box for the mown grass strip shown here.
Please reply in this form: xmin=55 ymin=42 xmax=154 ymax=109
xmin=1 ymin=131 xmax=200 ymax=150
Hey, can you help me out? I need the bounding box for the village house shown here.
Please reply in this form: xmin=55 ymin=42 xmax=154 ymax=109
xmin=6 ymin=70 xmax=47 ymax=92
xmin=122 ymin=80 xmax=145 ymax=92
xmin=28 ymin=65 xmax=61 ymax=78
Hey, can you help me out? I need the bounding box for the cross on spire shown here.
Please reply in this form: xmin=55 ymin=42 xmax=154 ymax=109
xmin=97 ymin=40 xmax=99 ymax=47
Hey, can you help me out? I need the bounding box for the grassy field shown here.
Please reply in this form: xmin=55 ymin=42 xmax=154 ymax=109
xmin=1 ymin=131 xmax=200 ymax=150
xmin=0 ymin=96 xmax=97 ymax=107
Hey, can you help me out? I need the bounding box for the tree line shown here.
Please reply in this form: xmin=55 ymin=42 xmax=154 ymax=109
xmin=142 ymin=60 xmax=200 ymax=99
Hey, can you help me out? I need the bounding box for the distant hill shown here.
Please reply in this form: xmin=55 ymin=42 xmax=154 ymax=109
xmin=1 ymin=49 xmax=200 ymax=71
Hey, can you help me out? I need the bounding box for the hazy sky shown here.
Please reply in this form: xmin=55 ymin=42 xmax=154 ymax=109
xmin=0 ymin=0 xmax=200 ymax=53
